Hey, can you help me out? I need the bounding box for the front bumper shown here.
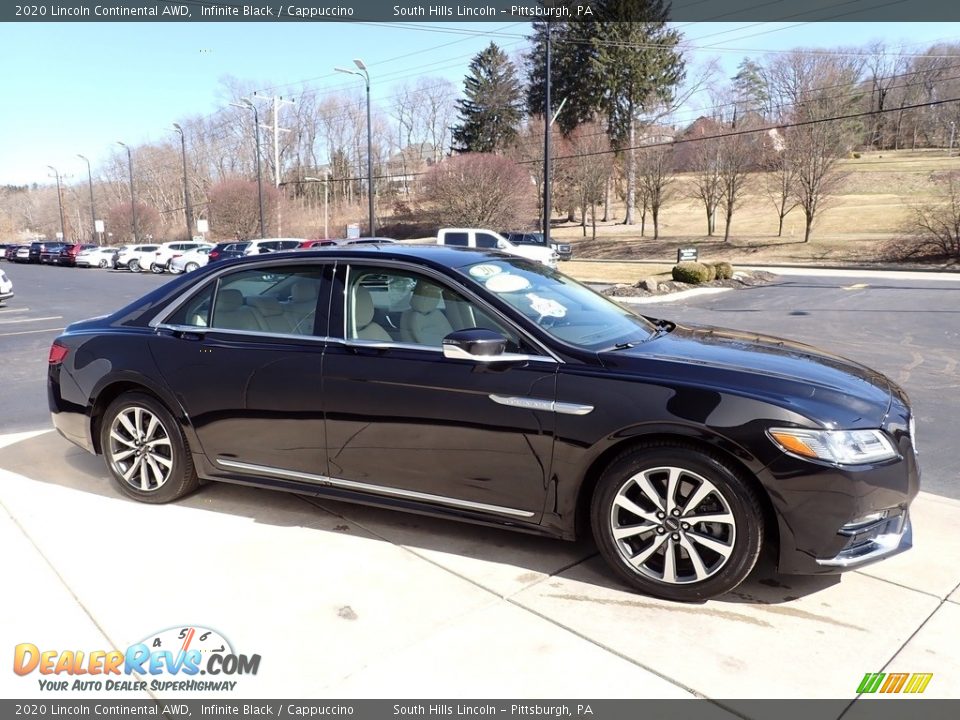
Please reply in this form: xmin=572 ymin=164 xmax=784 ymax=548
xmin=815 ymin=511 xmax=912 ymax=569
xmin=0 ymin=291 xmax=13 ymax=301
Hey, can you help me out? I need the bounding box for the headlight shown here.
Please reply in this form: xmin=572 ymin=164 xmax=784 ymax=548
xmin=767 ymin=428 xmax=899 ymax=465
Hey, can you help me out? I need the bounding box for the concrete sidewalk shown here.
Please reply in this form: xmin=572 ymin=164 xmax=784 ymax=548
xmin=1 ymin=429 xmax=957 ymax=711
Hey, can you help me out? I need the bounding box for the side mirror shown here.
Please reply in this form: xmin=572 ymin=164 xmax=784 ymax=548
xmin=442 ymin=328 xmax=509 ymax=361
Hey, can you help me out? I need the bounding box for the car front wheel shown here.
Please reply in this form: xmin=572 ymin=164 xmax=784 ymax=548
xmin=100 ymin=392 xmax=199 ymax=504
xmin=591 ymin=443 xmax=765 ymax=602
xmin=98 ymin=259 xmax=108 ymax=268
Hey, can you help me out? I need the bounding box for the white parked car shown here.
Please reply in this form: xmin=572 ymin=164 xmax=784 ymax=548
xmin=0 ymin=267 xmax=12 ymax=304
xmin=437 ymin=228 xmax=557 ymax=268
xmin=150 ymin=241 xmax=214 ymax=274
xmin=242 ymin=238 xmax=306 ymax=255
xmin=75 ymin=246 xmax=118 ymax=269
xmin=115 ymin=244 xmax=161 ymax=272
xmin=169 ymin=246 xmax=213 ymax=274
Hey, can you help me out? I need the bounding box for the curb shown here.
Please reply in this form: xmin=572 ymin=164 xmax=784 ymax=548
xmin=612 ymin=287 xmax=734 ymax=304
xmin=570 ymin=257 xmax=959 ymax=275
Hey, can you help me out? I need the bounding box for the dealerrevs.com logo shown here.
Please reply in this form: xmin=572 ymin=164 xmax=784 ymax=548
xmin=13 ymin=626 xmax=261 ymax=692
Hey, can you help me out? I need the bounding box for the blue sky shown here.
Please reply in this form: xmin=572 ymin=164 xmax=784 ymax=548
xmin=0 ymin=21 xmax=956 ymax=185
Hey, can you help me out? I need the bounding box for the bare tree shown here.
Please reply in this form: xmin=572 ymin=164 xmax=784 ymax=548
xmin=208 ymin=178 xmax=279 ymax=240
xmin=902 ymin=171 xmax=960 ymax=260
xmin=106 ymin=201 xmax=161 ymax=243
xmin=688 ymin=135 xmax=723 ymax=236
xmin=636 ymin=145 xmax=674 ymax=240
xmin=419 ymin=153 xmax=535 ymax=229
xmin=567 ymin=122 xmax=611 ymax=238
xmin=718 ymin=123 xmax=760 ymax=241
xmin=764 ymin=137 xmax=800 ymax=237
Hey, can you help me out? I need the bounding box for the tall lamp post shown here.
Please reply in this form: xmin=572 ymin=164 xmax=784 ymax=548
xmin=46 ymin=165 xmax=68 ymax=243
xmin=172 ymin=123 xmax=195 ymax=240
xmin=335 ymin=59 xmax=374 ymax=237
xmin=76 ymin=154 xmax=97 ymax=243
xmin=231 ymin=98 xmax=266 ymax=238
xmin=116 ymin=141 xmax=139 ymax=243
xmin=304 ymin=174 xmax=329 ymax=239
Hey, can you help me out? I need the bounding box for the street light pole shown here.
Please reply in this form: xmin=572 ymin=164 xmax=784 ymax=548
xmin=335 ymin=59 xmax=375 ymax=237
xmin=543 ymin=21 xmax=552 ymax=245
xmin=231 ymin=99 xmax=266 ymax=238
xmin=172 ymin=123 xmax=195 ymax=240
xmin=46 ymin=165 xmax=68 ymax=243
xmin=116 ymin=142 xmax=139 ymax=243
xmin=76 ymin=154 xmax=97 ymax=243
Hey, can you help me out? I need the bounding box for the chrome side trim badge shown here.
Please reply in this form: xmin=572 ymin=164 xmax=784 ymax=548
xmin=488 ymin=394 xmax=594 ymax=416
xmin=215 ymin=458 xmax=536 ymax=518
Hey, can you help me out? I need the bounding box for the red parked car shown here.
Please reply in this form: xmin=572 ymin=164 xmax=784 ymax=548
xmin=57 ymin=243 xmax=97 ymax=267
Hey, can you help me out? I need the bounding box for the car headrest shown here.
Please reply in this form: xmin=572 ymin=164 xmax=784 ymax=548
xmin=410 ymin=281 xmax=441 ymax=314
xmin=216 ymin=288 xmax=244 ymax=311
xmin=291 ymin=281 xmax=319 ymax=303
xmin=246 ymin=296 xmax=283 ymax=317
xmin=354 ymin=286 xmax=375 ymax=327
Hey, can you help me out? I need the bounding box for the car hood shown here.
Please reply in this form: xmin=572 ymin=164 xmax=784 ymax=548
xmin=599 ymin=323 xmax=893 ymax=428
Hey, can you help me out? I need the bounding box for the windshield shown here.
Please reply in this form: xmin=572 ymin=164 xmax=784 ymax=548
xmin=459 ymin=258 xmax=656 ymax=350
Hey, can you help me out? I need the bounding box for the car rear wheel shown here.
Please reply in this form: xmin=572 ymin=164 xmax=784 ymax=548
xmin=590 ymin=443 xmax=764 ymax=601
xmin=128 ymin=258 xmax=141 ymax=273
xmin=100 ymin=392 xmax=199 ymax=504
xmin=98 ymin=259 xmax=108 ymax=268
xmin=150 ymin=263 xmax=165 ymax=274
xmin=184 ymin=262 xmax=199 ymax=273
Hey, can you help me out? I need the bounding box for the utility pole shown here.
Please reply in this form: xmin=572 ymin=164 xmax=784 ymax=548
xmin=543 ymin=21 xmax=552 ymax=246
xmin=76 ymin=154 xmax=97 ymax=243
xmin=47 ymin=165 xmax=68 ymax=243
xmin=256 ymin=93 xmax=294 ymax=235
xmin=950 ymin=121 xmax=956 ymax=156
xmin=172 ymin=124 xmax=194 ymax=240
xmin=116 ymin=142 xmax=139 ymax=243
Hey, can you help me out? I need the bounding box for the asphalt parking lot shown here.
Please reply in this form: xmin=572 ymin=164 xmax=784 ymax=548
xmin=0 ymin=261 xmax=958 ymax=707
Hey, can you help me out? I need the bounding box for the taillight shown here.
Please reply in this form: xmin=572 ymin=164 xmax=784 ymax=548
xmin=48 ymin=342 xmax=69 ymax=365
xmin=210 ymin=251 xmax=220 ymax=259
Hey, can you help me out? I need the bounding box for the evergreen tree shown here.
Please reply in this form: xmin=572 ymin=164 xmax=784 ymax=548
xmin=451 ymin=43 xmax=523 ymax=153
xmin=590 ymin=0 xmax=685 ymax=224
xmin=525 ymin=17 xmax=603 ymax=135
xmin=732 ymin=58 xmax=771 ymax=118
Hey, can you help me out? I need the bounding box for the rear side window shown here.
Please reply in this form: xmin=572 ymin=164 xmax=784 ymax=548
xmin=476 ymin=233 xmax=500 ymax=249
xmin=442 ymin=232 xmax=469 ymax=247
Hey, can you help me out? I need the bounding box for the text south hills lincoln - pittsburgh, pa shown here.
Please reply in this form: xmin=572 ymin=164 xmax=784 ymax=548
xmin=393 ymin=4 xmax=593 ymax=17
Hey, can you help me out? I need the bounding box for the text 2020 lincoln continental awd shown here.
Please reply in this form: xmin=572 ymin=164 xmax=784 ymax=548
xmin=48 ymin=245 xmax=919 ymax=601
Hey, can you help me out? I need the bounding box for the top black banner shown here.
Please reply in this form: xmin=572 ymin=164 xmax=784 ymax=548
xmin=4 ymin=0 xmax=959 ymax=23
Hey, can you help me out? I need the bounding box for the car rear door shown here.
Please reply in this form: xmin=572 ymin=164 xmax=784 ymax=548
xmin=149 ymin=260 xmax=336 ymax=479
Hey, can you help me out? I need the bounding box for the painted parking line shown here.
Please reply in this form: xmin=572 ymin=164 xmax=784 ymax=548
xmin=0 ymin=308 xmax=30 ymax=314
xmin=0 ymin=315 xmax=62 ymax=325
xmin=0 ymin=327 xmax=65 ymax=337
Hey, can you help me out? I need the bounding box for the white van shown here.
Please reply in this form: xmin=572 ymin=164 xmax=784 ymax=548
xmin=437 ymin=228 xmax=557 ymax=268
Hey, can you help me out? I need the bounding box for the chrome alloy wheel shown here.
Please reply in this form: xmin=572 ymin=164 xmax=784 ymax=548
xmin=107 ymin=406 xmax=174 ymax=492
xmin=609 ymin=466 xmax=737 ymax=585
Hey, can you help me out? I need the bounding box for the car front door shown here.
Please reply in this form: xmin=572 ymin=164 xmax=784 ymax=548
xmin=149 ymin=261 xmax=335 ymax=480
xmin=320 ymin=262 xmax=558 ymax=522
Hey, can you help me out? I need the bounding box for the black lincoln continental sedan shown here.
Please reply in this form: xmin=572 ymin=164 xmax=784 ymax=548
xmin=47 ymin=246 xmax=918 ymax=601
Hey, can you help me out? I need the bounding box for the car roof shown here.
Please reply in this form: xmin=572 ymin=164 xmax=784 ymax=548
xmin=204 ymin=244 xmax=518 ymax=270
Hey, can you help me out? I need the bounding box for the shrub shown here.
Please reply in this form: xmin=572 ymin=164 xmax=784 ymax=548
xmin=672 ymin=262 xmax=711 ymax=284
xmin=705 ymin=263 xmax=718 ymax=281
xmin=714 ymin=261 xmax=734 ymax=279
xmin=852 ymin=152 xmax=861 ymax=159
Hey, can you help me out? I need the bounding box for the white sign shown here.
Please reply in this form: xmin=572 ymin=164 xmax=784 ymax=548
xmin=56 ymin=232 xmax=63 ymax=240
xmin=95 ymin=220 xmax=104 ymax=233
xmin=346 ymin=223 xmax=360 ymax=239
xmin=196 ymin=219 xmax=209 ymax=233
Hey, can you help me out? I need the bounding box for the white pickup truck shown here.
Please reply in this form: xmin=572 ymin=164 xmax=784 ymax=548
xmin=436 ymin=228 xmax=557 ymax=268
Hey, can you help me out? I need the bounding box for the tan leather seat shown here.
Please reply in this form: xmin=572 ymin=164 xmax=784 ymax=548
xmin=352 ymin=285 xmax=392 ymax=341
xmin=212 ymin=289 xmax=266 ymax=332
xmin=246 ymin=296 xmax=296 ymax=334
xmin=400 ymin=281 xmax=453 ymax=346
xmin=285 ymin=281 xmax=320 ymax=334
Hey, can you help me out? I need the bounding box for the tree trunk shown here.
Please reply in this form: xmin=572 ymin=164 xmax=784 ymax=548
xmin=640 ymin=203 xmax=647 ymax=237
xmin=804 ymin=211 xmax=813 ymax=242
xmin=777 ymin=211 xmax=785 ymax=237
xmin=591 ymin=202 xmax=597 ymax=239
xmin=624 ymin=106 xmax=636 ymax=225
xmin=602 ymin=176 xmax=610 ymax=222
xmin=723 ymin=206 xmax=733 ymax=242
xmin=652 ymin=206 xmax=659 ymax=240
xmin=706 ymin=207 xmax=713 ymax=236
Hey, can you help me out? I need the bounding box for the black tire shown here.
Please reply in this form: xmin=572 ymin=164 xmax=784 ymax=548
xmin=150 ymin=263 xmax=165 ymax=274
xmin=590 ymin=443 xmax=765 ymax=602
xmin=128 ymin=258 xmax=141 ymax=273
xmin=100 ymin=392 xmax=199 ymax=504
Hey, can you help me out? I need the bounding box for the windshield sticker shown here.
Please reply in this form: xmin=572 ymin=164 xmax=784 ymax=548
xmin=469 ymin=263 xmax=503 ymax=279
xmin=526 ymin=293 xmax=567 ymax=318
xmin=484 ymin=273 xmax=531 ymax=293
